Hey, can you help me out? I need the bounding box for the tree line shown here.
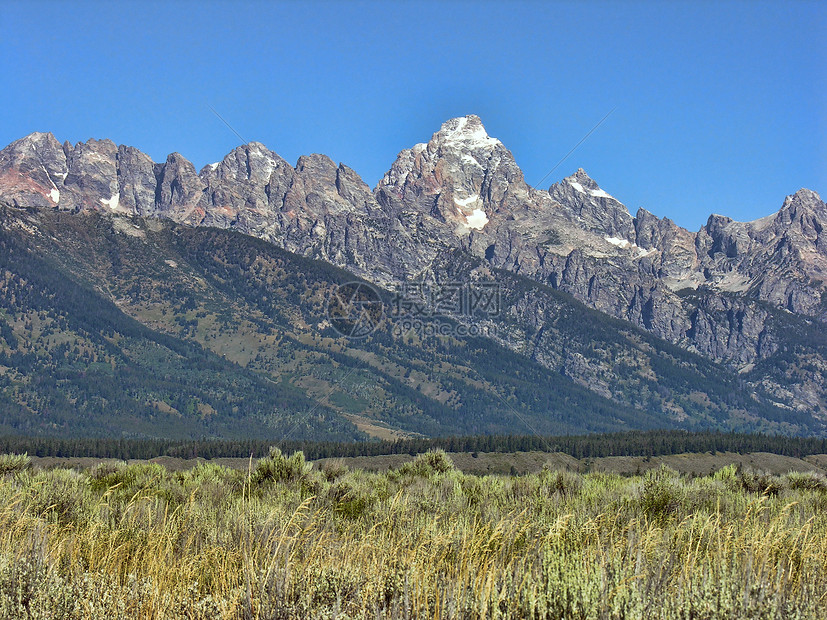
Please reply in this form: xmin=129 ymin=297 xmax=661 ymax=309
xmin=1 ymin=430 xmax=825 ymax=461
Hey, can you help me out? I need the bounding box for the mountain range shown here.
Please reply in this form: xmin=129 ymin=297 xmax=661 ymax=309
xmin=0 ymin=115 xmax=824 ymax=439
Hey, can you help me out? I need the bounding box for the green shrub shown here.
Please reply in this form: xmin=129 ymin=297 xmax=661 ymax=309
xmin=712 ymin=463 xmax=738 ymax=485
xmin=89 ymin=461 xmax=133 ymax=490
xmin=785 ymin=471 xmax=827 ymax=493
xmin=89 ymin=462 xmax=169 ymax=496
xmin=328 ymin=476 xmax=377 ymax=520
xmin=183 ymin=461 xmax=236 ymax=486
xmin=0 ymin=453 xmax=31 ymax=475
xmin=28 ymin=468 xmax=90 ymax=525
xmin=251 ymin=448 xmax=312 ymax=486
xmin=393 ymin=449 xmax=455 ymax=479
xmin=461 ymin=476 xmax=486 ymax=507
xmin=540 ymin=466 xmax=583 ymax=497
xmin=319 ymin=459 xmax=349 ymax=482
xmin=738 ymin=469 xmax=783 ymax=496
xmin=639 ymin=465 xmax=684 ymax=521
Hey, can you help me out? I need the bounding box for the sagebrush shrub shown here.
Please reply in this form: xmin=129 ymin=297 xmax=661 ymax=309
xmin=785 ymin=471 xmax=827 ymax=493
xmin=251 ymin=447 xmax=313 ymax=487
xmin=393 ymin=449 xmax=455 ymax=479
xmin=0 ymin=452 xmax=31 ymax=475
xmin=639 ymin=464 xmax=684 ymax=521
xmin=540 ymin=466 xmax=583 ymax=497
xmin=320 ymin=458 xmax=349 ymax=482
xmin=738 ymin=469 xmax=783 ymax=496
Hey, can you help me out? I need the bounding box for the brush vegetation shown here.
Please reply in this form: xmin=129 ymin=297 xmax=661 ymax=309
xmin=1 ymin=449 xmax=826 ymax=618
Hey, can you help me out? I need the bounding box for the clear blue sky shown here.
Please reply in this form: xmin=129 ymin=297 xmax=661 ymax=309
xmin=2 ymin=0 xmax=824 ymax=230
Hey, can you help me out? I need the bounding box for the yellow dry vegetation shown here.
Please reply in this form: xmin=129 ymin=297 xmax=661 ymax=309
xmin=0 ymin=451 xmax=825 ymax=618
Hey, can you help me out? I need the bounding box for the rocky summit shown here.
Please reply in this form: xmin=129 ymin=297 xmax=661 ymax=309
xmin=1 ymin=116 xmax=825 ymax=428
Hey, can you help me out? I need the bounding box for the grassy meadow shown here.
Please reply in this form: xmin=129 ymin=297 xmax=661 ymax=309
xmin=0 ymin=449 xmax=826 ymax=619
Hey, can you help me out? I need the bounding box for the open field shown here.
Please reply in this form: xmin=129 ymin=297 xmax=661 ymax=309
xmin=1 ymin=449 xmax=827 ymax=618
xmin=27 ymin=449 xmax=827 ymax=477
xmin=314 ymin=450 xmax=827 ymax=477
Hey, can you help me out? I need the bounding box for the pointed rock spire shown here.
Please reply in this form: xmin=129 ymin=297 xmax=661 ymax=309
xmin=430 ymin=115 xmax=501 ymax=150
xmin=548 ymin=169 xmax=634 ymax=239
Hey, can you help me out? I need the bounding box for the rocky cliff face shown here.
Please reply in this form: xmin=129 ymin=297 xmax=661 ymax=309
xmin=369 ymin=119 xmax=826 ymax=376
xmin=1 ymin=118 xmax=825 ymax=417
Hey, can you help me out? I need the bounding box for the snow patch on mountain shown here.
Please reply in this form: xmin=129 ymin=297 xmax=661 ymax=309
xmin=440 ymin=116 xmax=500 ymax=149
xmin=572 ymin=180 xmax=615 ymax=200
xmin=454 ymin=194 xmax=480 ymax=208
xmin=100 ymin=193 xmax=120 ymax=210
xmin=605 ymin=236 xmax=631 ymax=249
xmin=464 ymin=208 xmax=489 ymax=230
xmin=606 ymin=236 xmax=656 ymax=258
xmin=461 ymin=153 xmax=482 ymax=168
xmin=589 ymin=187 xmax=614 ymax=199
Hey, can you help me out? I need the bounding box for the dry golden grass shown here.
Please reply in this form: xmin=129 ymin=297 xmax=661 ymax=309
xmin=0 ymin=451 xmax=825 ymax=618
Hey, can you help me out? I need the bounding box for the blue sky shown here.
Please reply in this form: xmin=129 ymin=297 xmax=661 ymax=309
xmin=2 ymin=0 xmax=824 ymax=230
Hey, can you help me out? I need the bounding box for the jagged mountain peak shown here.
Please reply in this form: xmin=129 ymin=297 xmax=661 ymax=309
xmin=382 ymin=115 xmax=508 ymax=186
xmin=570 ymin=167 xmax=594 ymax=182
xmin=296 ymin=152 xmax=338 ymax=171
xmin=203 ymin=142 xmax=288 ymax=183
xmin=74 ymin=136 xmax=117 ymax=149
xmin=216 ymin=141 xmax=277 ymax=162
xmin=548 ymin=169 xmax=634 ymax=240
xmin=0 ymin=132 xmax=62 ymax=159
xmin=556 ymin=168 xmax=616 ymax=200
xmin=791 ymin=187 xmax=822 ymax=202
xmin=430 ymin=115 xmax=501 ymax=150
xmin=781 ymin=188 xmax=825 ymax=216
xmin=376 ymin=115 xmax=526 ymax=234
xmin=18 ymin=131 xmax=59 ymax=146
xmin=0 ymin=132 xmax=70 ymax=208
xmin=245 ymin=140 xmax=269 ymax=150
xmin=1 ymin=132 xmax=65 ymax=165
xmin=704 ymin=188 xmax=825 ymax=229
xmin=772 ymin=187 xmax=827 ymax=244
